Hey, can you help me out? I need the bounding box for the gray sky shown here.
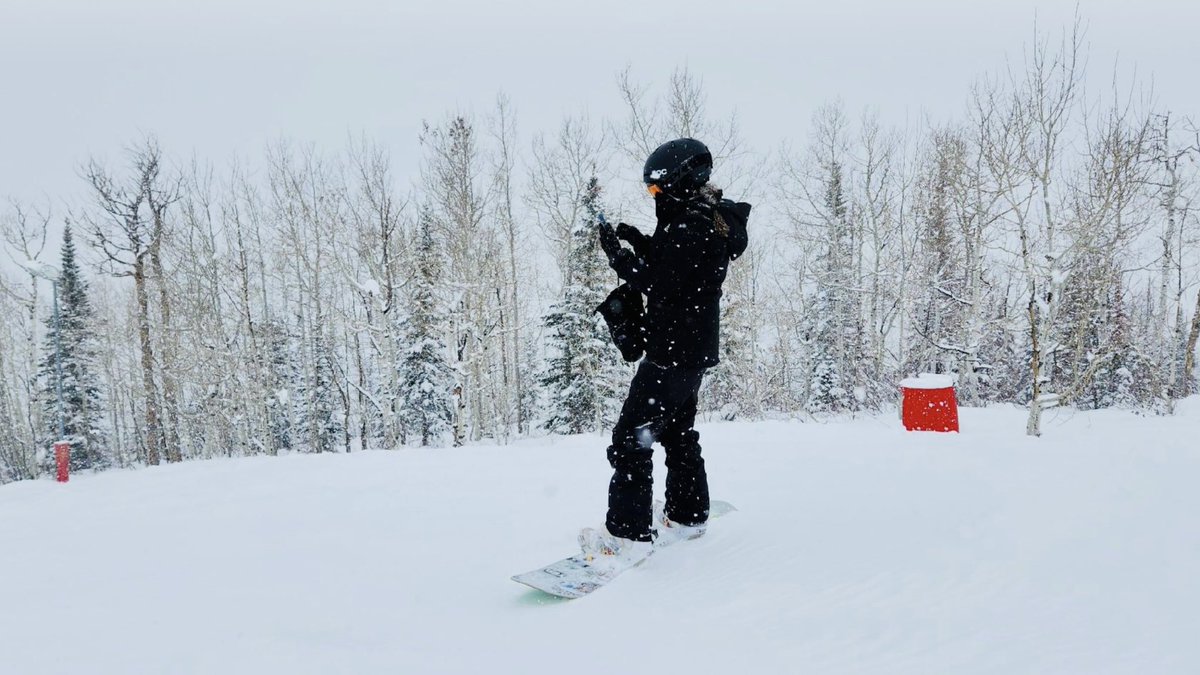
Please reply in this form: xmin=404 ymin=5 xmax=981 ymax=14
xmin=2 ymin=0 xmax=1198 ymax=205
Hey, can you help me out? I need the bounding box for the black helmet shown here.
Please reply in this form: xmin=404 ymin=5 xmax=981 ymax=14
xmin=643 ymin=138 xmax=712 ymax=197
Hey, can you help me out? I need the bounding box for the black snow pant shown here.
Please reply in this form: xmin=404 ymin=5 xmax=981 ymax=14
xmin=606 ymin=360 xmax=710 ymax=542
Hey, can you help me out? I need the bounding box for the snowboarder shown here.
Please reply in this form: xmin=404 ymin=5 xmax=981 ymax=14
xmin=584 ymin=138 xmax=751 ymax=567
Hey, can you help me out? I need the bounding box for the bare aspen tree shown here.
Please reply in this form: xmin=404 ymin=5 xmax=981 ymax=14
xmin=224 ymin=163 xmax=286 ymax=454
xmin=614 ymin=67 xmax=743 ymax=172
xmin=982 ymin=23 xmax=1083 ymax=436
xmin=177 ymin=159 xmax=251 ymax=458
xmin=948 ymin=87 xmax=1020 ymax=405
xmin=0 ymin=278 xmax=20 ymax=479
xmin=983 ymin=20 xmax=1158 ymax=433
xmin=267 ymin=143 xmax=348 ymax=453
xmin=0 ymin=317 xmax=36 ymax=479
xmin=1 ymin=202 xmax=50 ymax=455
xmin=84 ymin=140 xmax=175 ymax=463
xmin=144 ymin=141 xmax=184 ymax=462
xmin=421 ymin=115 xmax=496 ymax=445
xmin=1147 ymin=113 xmax=1199 ymax=407
xmin=488 ymin=93 xmax=529 ymax=439
xmin=528 ymin=114 xmax=608 ymax=287
xmin=346 ymin=136 xmax=409 ymax=448
xmin=855 ymin=113 xmax=904 ymax=404
xmin=0 ymin=204 xmax=49 ymax=480
xmin=1055 ymin=94 xmax=1153 ymax=408
xmin=1171 ymin=119 xmax=1200 ymax=396
xmin=1187 ymin=120 xmax=1200 ymax=394
xmin=314 ymin=156 xmax=361 ymax=455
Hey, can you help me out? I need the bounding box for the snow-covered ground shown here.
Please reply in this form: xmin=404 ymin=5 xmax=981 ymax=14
xmin=4 ymin=402 xmax=1200 ymax=675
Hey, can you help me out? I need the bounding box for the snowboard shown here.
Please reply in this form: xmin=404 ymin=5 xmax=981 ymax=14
xmin=512 ymin=500 xmax=737 ymax=599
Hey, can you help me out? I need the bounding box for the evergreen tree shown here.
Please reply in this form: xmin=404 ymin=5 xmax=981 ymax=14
xmin=261 ymin=319 xmax=296 ymax=454
xmin=303 ymin=329 xmax=343 ymax=453
xmin=287 ymin=316 xmax=343 ymax=453
xmin=908 ymin=134 xmax=967 ymax=379
xmin=37 ymin=224 xmax=106 ymax=471
xmin=805 ymin=288 xmax=849 ymax=413
xmin=1080 ymin=278 xmax=1159 ymax=409
xmin=397 ymin=207 xmax=454 ymax=446
xmin=540 ymin=177 xmax=625 ymax=434
xmin=1053 ymin=253 xmax=1107 ymax=408
xmin=974 ymin=294 xmax=1024 ymax=404
xmin=806 ymin=162 xmax=857 ymax=414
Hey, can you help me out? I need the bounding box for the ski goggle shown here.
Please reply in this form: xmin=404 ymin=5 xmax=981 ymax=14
xmin=646 ymin=184 xmax=663 ymax=197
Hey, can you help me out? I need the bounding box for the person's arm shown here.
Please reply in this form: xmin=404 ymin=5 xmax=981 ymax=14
xmin=598 ymin=219 xmax=654 ymax=293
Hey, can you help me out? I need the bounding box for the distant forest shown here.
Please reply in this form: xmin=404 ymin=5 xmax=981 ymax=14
xmin=2 ymin=21 xmax=1197 ymax=481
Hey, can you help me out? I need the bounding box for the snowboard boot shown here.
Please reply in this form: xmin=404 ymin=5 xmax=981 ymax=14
xmin=652 ymin=500 xmax=708 ymax=547
xmin=578 ymin=526 xmax=654 ymax=571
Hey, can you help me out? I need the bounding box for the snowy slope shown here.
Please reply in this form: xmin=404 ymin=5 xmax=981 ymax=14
xmin=3 ymin=403 xmax=1200 ymax=675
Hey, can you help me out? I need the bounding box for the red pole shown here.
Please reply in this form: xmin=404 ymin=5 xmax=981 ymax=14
xmin=54 ymin=441 xmax=70 ymax=483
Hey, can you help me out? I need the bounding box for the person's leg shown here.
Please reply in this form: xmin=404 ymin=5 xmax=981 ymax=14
xmin=661 ymin=368 xmax=709 ymax=526
xmin=606 ymin=361 xmax=706 ymax=541
xmin=606 ymin=361 xmax=664 ymax=542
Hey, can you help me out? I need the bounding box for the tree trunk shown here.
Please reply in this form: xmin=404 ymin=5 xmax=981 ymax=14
xmin=134 ymin=257 xmax=162 ymax=465
xmin=150 ymin=236 xmax=182 ymax=462
xmin=1026 ymin=289 xmax=1043 ymax=437
xmin=355 ymin=331 xmax=367 ymax=450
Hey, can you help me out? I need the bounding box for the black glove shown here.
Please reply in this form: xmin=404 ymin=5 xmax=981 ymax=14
xmin=597 ymin=218 xmax=623 ymax=264
xmin=598 ymin=218 xmax=648 ymax=287
xmin=615 ymin=222 xmax=650 ymax=258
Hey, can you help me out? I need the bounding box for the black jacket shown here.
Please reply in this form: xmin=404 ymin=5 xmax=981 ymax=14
xmin=605 ymin=191 xmax=750 ymax=368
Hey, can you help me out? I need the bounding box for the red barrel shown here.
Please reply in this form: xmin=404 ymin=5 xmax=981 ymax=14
xmin=899 ymin=376 xmax=959 ymax=433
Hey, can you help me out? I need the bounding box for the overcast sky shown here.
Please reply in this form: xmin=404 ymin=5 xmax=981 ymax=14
xmin=2 ymin=0 xmax=1198 ymax=206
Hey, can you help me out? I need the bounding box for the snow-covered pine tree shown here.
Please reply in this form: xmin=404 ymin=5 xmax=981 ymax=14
xmin=261 ymin=318 xmax=296 ymax=455
xmin=289 ymin=319 xmax=342 ymax=454
xmin=973 ymin=292 xmax=1025 ymax=404
xmin=1080 ymin=278 xmax=1157 ymax=409
xmin=540 ymin=177 xmax=625 ymax=434
xmin=806 ymin=159 xmax=857 ymax=414
xmin=397 ymin=207 xmax=454 ymax=447
xmin=37 ymin=224 xmax=106 ymax=471
xmin=908 ymin=130 xmax=968 ymax=380
xmin=307 ymin=330 xmax=343 ymax=453
xmin=1052 ymin=245 xmax=1113 ymax=409
xmin=805 ymin=288 xmax=847 ymax=414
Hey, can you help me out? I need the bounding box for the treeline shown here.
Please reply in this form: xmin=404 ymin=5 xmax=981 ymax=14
xmin=2 ymin=25 xmax=1199 ymax=481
